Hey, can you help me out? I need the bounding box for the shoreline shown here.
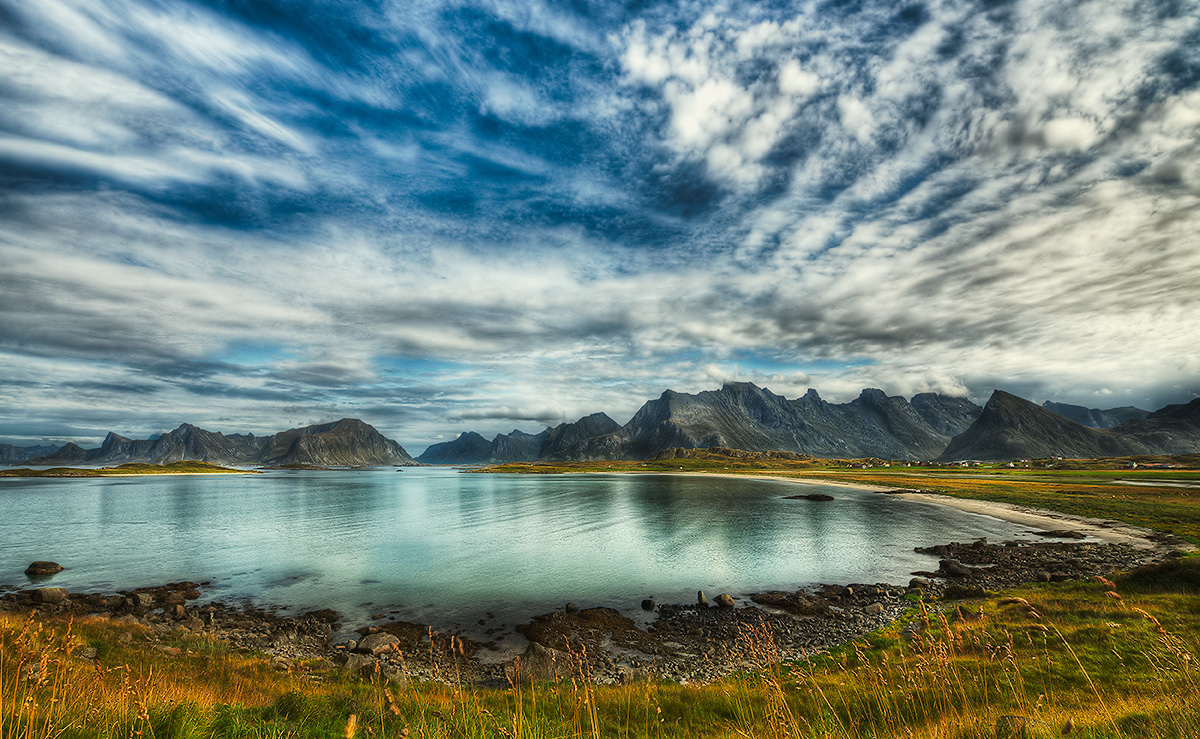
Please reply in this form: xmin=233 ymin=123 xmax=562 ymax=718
xmin=643 ymin=470 xmax=1176 ymax=550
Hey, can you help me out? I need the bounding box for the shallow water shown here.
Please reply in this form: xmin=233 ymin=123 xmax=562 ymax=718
xmin=0 ymin=468 xmax=1041 ymax=632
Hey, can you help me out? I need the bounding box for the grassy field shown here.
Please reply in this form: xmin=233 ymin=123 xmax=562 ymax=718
xmin=0 ymin=461 xmax=255 ymax=477
xmin=2 ymin=558 xmax=1198 ymax=738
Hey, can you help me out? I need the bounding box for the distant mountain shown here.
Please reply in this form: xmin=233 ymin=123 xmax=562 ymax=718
xmin=417 ymin=413 xmax=622 ymax=464
xmin=1042 ymin=401 xmax=1150 ymax=428
xmin=565 ymin=383 xmax=982 ymax=461
xmin=0 ymin=443 xmax=62 ymax=465
xmin=20 ymin=419 xmax=416 ymax=467
xmin=417 ymin=431 xmax=496 ymax=464
xmin=940 ymin=392 xmax=1200 ymax=461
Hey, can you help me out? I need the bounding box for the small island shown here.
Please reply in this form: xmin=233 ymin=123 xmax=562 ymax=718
xmin=0 ymin=461 xmax=256 ymax=477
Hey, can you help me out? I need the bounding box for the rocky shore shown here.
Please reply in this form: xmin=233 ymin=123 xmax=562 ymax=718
xmin=3 ymin=531 xmax=1188 ymax=688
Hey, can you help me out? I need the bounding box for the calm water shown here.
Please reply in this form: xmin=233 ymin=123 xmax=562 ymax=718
xmin=1 ymin=468 xmax=1041 ymax=634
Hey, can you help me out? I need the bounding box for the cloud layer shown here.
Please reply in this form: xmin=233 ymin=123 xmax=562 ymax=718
xmin=1 ymin=0 xmax=1198 ymax=452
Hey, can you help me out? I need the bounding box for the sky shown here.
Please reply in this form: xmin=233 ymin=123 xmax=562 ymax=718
xmin=1 ymin=0 xmax=1198 ymax=455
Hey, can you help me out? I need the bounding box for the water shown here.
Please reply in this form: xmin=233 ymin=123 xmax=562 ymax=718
xmin=1 ymin=468 xmax=1041 ymax=635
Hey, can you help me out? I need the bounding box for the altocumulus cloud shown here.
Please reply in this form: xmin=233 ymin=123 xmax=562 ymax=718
xmin=0 ymin=0 xmax=1198 ymax=453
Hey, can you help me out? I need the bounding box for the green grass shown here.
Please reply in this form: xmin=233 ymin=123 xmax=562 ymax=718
xmin=0 ymin=461 xmax=255 ymax=477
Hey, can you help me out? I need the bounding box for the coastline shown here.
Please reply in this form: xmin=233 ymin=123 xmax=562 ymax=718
xmin=647 ymin=470 xmax=1176 ymax=550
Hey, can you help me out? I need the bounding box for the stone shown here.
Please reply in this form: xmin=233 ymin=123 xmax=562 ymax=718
xmin=864 ymin=603 xmax=885 ymax=615
xmin=132 ymin=593 xmax=154 ymax=608
xmin=355 ymin=631 xmax=400 ymax=656
xmin=170 ymin=604 xmax=186 ymax=620
xmin=181 ymin=617 xmax=205 ymax=631
xmin=908 ymin=578 xmax=932 ymax=590
xmin=162 ymin=592 xmax=186 ymax=606
xmin=617 ymin=665 xmax=651 ymax=683
xmin=506 ymin=642 xmax=574 ymax=683
xmin=30 ymin=588 xmax=68 ymax=604
xmin=328 ymin=630 xmax=360 ymax=651
xmin=641 ymin=598 xmax=655 ymax=611
xmin=1035 ymin=571 xmax=1052 ymax=583
xmin=715 ymin=593 xmax=735 ymax=608
xmin=697 ymin=590 xmax=708 ymax=607
xmin=337 ymin=653 xmax=376 ymax=675
xmin=939 ymin=559 xmax=973 ymax=578
xmin=564 ymin=602 xmax=579 ymax=613
xmin=25 ymin=561 xmax=64 ymax=577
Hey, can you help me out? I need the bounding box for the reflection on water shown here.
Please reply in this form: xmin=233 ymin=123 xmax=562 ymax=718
xmin=0 ymin=468 xmax=1038 ymax=630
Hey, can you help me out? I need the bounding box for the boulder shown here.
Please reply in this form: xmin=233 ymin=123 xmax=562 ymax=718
xmin=355 ymin=632 xmax=400 ymax=656
xmin=715 ymin=593 xmax=735 ymax=608
xmin=908 ymin=578 xmax=932 ymax=590
xmin=864 ymin=603 xmax=885 ymax=615
xmin=506 ymin=642 xmax=574 ymax=683
xmin=697 ymin=590 xmax=708 ymax=607
xmin=337 ymin=653 xmax=376 ymax=675
xmin=131 ymin=593 xmax=154 ymax=608
xmin=564 ymin=602 xmax=579 ymax=614
xmin=640 ymin=598 xmax=655 ymax=611
xmin=25 ymin=561 xmax=64 ymax=577
xmin=328 ymin=630 xmax=360 ymax=651
xmin=30 ymin=587 xmax=68 ymax=604
xmin=939 ymin=559 xmax=973 ymax=578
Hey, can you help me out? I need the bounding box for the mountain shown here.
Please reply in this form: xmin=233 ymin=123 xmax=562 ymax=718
xmin=19 ymin=419 xmax=416 ymax=467
xmin=541 ymin=413 xmax=621 ymax=459
xmin=1042 ymin=401 xmax=1150 ymax=428
xmin=565 ymin=383 xmax=982 ymax=461
xmin=417 ymin=413 xmax=622 ymax=464
xmin=416 ymin=432 xmax=494 ymax=464
xmin=0 ymin=443 xmax=62 ymax=464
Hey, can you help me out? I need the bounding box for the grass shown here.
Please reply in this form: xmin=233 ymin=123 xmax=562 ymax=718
xmin=0 ymin=461 xmax=255 ymax=477
xmin=3 ymin=559 xmax=1199 ymax=738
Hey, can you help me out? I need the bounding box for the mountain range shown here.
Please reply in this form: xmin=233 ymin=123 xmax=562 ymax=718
xmin=417 ymin=413 xmax=621 ymax=464
xmin=19 ymin=419 xmax=416 ymax=467
xmin=420 ymin=383 xmax=1199 ymax=464
xmin=0 ymin=443 xmax=62 ymax=465
xmin=942 ymin=391 xmax=1200 ymax=461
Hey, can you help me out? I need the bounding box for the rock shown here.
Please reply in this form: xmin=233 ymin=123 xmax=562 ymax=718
xmin=864 ymin=603 xmax=885 ymax=615
xmin=328 ymin=630 xmax=360 ymax=651
xmin=784 ymin=493 xmax=834 ymax=501
xmin=565 ymin=602 xmax=579 ymax=613
xmin=181 ymin=617 xmax=205 ymax=631
xmin=162 ymin=592 xmax=186 ymax=606
xmin=641 ymin=599 xmax=655 ymax=611
xmin=715 ymin=593 xmax=735 ymax=608
xmin=153 ymin=645 xmax=181 ymax=656
xmin=697 ymin=590 xmax=708 ymax=607
xmin=306 ymin=608 xmax=340 ymax=624
xmin=939 ymin=559 xmax=973 ymax=578
xmin=1035 ymin=571 xmax=1052 ymax=583
xmin=995 ymin=714 xmax=1029 ymax=738
xmin=132 ymin=593 xmax=154 ymax=608
xmin=909 ymin=578 xmax=932 ymax=590
xmin=77 ymin=646 xmax=98 ymax=660
xmin=943 ymin=585 xmax=987 ymax=600
xmin=507 ymin=642 xmax=574 ymax=683
xmin=30 ymin=588 xmax=68 ymax=604
xmin=337 ymin=653 xmax=376 ymax=675
xmin=617 ymin=665 xmax=651 ymax=683
xmin=170 ymin=604 xmax=186 ymax=620
xmin=355 ymin=632 xmax=400 ymax=656
xmin=25 ymin=561 xmax=64 ymax=577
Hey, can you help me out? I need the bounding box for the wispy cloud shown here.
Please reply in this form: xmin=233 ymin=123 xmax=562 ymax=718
xmin=1 ymin=0 xmax=1197 ymax=451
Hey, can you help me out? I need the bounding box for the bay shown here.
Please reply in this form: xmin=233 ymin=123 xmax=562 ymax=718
xmin=0 ymin=468 xmax=1039 ymax=635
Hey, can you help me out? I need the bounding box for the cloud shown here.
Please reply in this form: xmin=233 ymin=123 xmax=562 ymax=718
xmin=1 ymin=0 xmax=1198 ymax=453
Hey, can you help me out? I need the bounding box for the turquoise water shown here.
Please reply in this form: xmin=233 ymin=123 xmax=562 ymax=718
xmin=0 ymin=468 xmax=1038 ymax=633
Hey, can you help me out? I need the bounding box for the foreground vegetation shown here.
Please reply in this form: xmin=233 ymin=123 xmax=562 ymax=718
xmin=3 ymin=558 xmax=1198 ymax=738
xmin=0 ymin=461 xmax=255 ymax=477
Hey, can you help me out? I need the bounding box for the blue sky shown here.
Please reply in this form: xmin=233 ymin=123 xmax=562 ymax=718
xmin=1 ymin=0 xmax=1198 ymax=454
